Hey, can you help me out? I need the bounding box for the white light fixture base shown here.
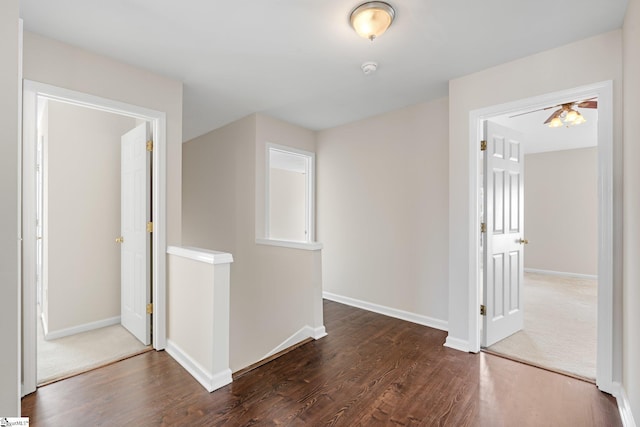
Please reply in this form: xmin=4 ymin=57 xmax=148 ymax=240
xmin=361 ymin=61 xmax=378 ymax=75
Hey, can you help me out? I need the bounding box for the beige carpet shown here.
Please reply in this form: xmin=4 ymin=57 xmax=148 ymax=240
xmin=38 ymin=318 xmax=150 ymax=384
xmin=487 ymin=272 xmax=597 ymax=379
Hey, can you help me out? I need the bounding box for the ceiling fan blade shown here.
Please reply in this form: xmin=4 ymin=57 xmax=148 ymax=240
xmin=576 ymin=100 xmax=598 ymax=109
xmin=543 ymin=108 xmax=562 ymax=124
xmin=508 ymin=105 xmax=555 ymax=119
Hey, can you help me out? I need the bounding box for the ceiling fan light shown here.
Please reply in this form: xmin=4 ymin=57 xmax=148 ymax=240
xmin=548 ymin=117 xmax=564 ymax=128
xmin=350 ymin=2 xmax=395 ymax=41
xmin=564 ymin=109 xmax=578 ymax=123
xmin=572 ymin=113 xmax=587 ymax=125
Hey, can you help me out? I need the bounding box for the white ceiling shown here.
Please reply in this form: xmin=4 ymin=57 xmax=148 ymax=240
xmin=19 ymin=0 xmax=628 ymax=142
xmin=491 ymin=103 xmax=598 ymax=154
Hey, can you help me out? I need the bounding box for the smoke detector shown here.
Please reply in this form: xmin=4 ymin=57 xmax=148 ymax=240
xmin=361 ymin=61 xmax=378 ymax=75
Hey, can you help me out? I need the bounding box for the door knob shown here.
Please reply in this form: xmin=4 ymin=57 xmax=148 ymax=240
xmin=519 ymin=238 xmax=529 ymax=245
xmin=115 ymin=236 xmax=124 ymax=243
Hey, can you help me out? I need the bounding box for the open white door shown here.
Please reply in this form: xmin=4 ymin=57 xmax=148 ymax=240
xmin=120 ymin=123 xmax=151 ymax=345
xmin=482 ymin=121 xmax=526 ymax=347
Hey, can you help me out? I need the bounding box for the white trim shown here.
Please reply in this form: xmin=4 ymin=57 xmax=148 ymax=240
xmin=255 ymin=238 xmax=323 ymax=251
xmin=40 ymin=311 xmax=48 ymax=337
xmin=323 ymin=291 xmax=448 ymax=332
xmin=17 ymin=18 xmax=24 ymax=409
xmin=166 ymin=340 xmax=232 ymax=393
xmin=524 ymin=268 xmax=598 ymax=280
xmin=463 ymin=80 xmax=615 ymax=395
xmin=264 ymin=142 xmax=316 ymax=243
xmin=167 ymin=246 xmax=234 ymax=265
xmin=444 ymin=337 xmax=470 ymax=352
xmin=311 ymin=326 xmax=328 ymax=340
xmin=262 ymin=325 xmax=326 ymax=360
xmin=21 ymin=80 xmax=169 ymax=395
xmin=43 ymin=316 xmax=121 ymax=341
xmin=613 ymin=383 xmax=638 ymax=427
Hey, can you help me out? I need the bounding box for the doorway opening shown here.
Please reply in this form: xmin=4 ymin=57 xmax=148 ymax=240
xmin=467 ymin=81 xmax=615 ymax=394
xmin=22 ymin=80 xmax=168 ymax=395
xmin=480 ymin=102 xmax=599 ymax=381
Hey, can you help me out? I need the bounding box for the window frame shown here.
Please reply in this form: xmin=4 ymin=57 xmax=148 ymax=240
xmin=264 ymin=142 xmax=316 ymax=243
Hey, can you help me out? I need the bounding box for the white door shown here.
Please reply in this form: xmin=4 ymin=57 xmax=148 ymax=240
xmin=482 ymin=121 xmax=526 ymax=347
xmin=120 ymin=123 xmax=151 ymax=345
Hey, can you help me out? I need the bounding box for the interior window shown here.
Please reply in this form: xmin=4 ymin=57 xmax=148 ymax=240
xmin=266 ymin=144 xmax=315 ymax=243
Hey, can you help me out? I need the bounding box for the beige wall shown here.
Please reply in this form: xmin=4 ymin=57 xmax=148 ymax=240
xmin=182 ymin=115 xmax=255 ymax=252
xmin=167 ymin=255 xmax=216 ymax=372
xmin=524 ymin=148 xmax=598 ymax=276
xmin=448 ymin=31 xmax=623 ymax=357
xmin=0 ymin=0 xmax=19 ymax=415
xmin=44 ymin=100 xmax=135 ymax=332
xmin=182 ymin=113 xmax=323 ymax=372
xmin=23 ymin=31 xmax=183 ymax=246
xmin=623 ymin=0 xmax=640 ymax=420
xmin=269 ymin=168 xmax=306 ymax=241
xmin=317 ymin=98 xmax=450 ymax=323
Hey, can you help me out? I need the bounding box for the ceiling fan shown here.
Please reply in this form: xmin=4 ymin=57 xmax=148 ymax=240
xmin=510 ymin=98 xmax=597 ymax=127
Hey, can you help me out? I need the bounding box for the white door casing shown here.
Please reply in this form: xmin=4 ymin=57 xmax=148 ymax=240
xmin=22 ymin=80 xmax=167 ymax=398
xmin=482 ymin=121 xmax=525 ymax=347
xmin=121 ymin=123 xmax=151 ymax=345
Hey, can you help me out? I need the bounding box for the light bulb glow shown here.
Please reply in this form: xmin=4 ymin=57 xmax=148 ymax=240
xmin=350 ymin=2 xmax=395 ymax=41
xmin=571 ymin=113 xmax=587 ymax=125
xmin=548 ymin=117 xmax=564 ymax=128
xmin=564 ymin=109 xmax=578 ymax=123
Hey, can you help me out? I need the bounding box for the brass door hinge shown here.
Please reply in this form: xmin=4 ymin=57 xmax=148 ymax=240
xmin=146 ymin=140 xmax=153 ymax=152
xmin=480 ymin=140 xmax=487 ymax=151
xmin=147 ymin=222 xmax=153 ymax=233
xmin=481 ymin=223 xmax=486 ymax=233
xmin=146 ymin=303 xmax=153 ymax=314
xmin=480 ymin=305 xmax=486 ymax=316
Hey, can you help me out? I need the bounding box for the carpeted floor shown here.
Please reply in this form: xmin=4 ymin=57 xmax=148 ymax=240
xmin=487 ymin=272 xmax=597 ymax=379
xmin=38 ymin=317 xmax=150 ymax=385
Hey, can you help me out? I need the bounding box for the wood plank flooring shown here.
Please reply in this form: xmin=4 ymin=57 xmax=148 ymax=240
xmin=22 ymin=300 xmax=621 ymax=426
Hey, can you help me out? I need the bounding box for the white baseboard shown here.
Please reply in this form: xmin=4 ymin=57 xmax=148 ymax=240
xmin=44 ymin=315 xmax=120 ymax=341
xmin=312 ymin=325 xmax=327 ymax=340
xmin=166 ymin=339 xmax=232 ymax=393
xmin=444 ymin=336 xmax=470 ymax=352
xmin=262 ymin=325 xmax=325 ymax=360
xmin=613 ymin=383 xmax=638 ymax=427
xmin=524 ymin=268 xmax=597 ymax=280
xmin=323 ymin=291 xmax=448 ymax=332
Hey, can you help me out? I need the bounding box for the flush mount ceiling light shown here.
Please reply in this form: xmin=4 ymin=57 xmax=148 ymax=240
xmin=350 ymin=2 xmax=395 ymax=41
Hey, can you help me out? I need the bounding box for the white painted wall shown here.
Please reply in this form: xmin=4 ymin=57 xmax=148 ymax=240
xmin=0 ymin=0 xmax=20 ymax=416
xmin=22 ymin=31 xmax=183 ymax=246
xmin=317 ymin=98 xmax=449 ymax=325
xmin=524 ymin=148 xmax=598 ymax=276
xmin=623 ymin=0 xmax=640 ymax=421
xmin=43 ymin=100 xmax=135 ymax=333
xmin=448 ymin=30 xmax=623 ymax=367
xmin=182 ymin=113 xmax=324 ymax=372
xmin=269 ymin=168 xmax=306 ymax=242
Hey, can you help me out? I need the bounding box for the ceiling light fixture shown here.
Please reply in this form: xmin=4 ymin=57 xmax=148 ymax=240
xmin=548 ymin=117 xmax=564 ymax=128
xmin=546 ymin=104 xmax=588 ymax=128
xmin=350 ymin=2 xmax=395 ymax=41
xmin=571 ymin=112 xmax=587 ymax=125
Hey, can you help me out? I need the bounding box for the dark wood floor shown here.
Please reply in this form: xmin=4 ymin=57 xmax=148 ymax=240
xmin=22 ymin=300 xmax=621 ymax=426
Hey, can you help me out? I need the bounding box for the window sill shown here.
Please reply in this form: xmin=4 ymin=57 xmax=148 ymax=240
xmin=255 ymin=238 xmax=323 ymax=251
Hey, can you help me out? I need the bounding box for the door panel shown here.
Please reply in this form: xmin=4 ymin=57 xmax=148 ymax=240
xmin=121 ymin=123 xmax=151 ymax=345
xmin=483 ymin=121 xmax=525 ymax=347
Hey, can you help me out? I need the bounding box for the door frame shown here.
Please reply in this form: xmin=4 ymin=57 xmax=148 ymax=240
xmin=467 ymin=80 xmax=615 ymax=393
xmin=21 ymin=80 xmax=168 ymax=395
